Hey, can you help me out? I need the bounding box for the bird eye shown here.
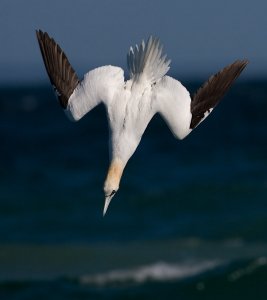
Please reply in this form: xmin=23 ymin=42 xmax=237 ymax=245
xmin=110 ymin=190 xmax=116 ymax=197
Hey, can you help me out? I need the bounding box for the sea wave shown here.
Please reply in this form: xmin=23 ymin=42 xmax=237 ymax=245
xmin=1 ymin=258 xmax=267 ymax=300
xmin=79 ymin=260 xmax=221 ymax=285
xmin=228 ymin=257 xmax=267 ymax=282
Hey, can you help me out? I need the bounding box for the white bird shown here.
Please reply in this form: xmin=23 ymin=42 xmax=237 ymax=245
xmin=36 ymin=30 xmax=248 ymax=216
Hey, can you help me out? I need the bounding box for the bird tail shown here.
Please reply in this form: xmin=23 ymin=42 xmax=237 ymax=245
xmin=127 ymin=36 xmax=171 ymax=84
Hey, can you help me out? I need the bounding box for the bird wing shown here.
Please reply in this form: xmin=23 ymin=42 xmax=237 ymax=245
xmin=190 ymin=60 xmax=248 ymax=129
xmin=152 ymin=60 xmax=248 ymax=139
xmin=36 ymin=30 xmax=80 ymax=109
xmin=36 ymin=30 xmax=124 ymax=121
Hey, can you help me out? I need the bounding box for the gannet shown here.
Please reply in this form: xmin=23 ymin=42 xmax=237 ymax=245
xmin=36 ymin=30 xmax=248 ymax=216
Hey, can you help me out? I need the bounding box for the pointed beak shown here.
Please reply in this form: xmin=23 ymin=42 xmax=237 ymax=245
xmin=103 ymin=194 xmax=115 ymax=216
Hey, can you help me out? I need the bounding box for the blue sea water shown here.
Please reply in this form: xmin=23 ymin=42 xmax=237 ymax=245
xmin=0 ymin=80 xmax=267 ymax=299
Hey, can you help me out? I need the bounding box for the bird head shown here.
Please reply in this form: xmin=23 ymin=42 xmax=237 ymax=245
xmin=103 ymin=158 xmax=124 ymax=216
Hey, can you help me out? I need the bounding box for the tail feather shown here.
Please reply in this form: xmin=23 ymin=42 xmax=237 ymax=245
xmin=127 ymin=36 xmax=170 ymax=84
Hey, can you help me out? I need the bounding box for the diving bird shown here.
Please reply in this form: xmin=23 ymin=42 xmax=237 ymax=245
xmin=36 ymin=30 xmax=248 ymax=216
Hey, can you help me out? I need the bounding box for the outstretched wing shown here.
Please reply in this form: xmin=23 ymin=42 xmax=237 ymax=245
xmin=36 ymin=30 xmax=125 ymax=121
xmin=36 ymin=30 xmax=80 ymax=109
xmin=153 ymin=60 xmax=248 ymax=139
xmin=190 ymin=60 xmax=248 ymax=129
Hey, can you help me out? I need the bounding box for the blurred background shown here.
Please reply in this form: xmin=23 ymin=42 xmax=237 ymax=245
xmin=0 ymin=1 xmax=267 ymax=299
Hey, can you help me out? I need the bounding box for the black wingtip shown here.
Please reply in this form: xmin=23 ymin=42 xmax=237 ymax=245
xmin=190 ymin=59 xmax=248 ymax=129
xmin=235 ymin=59 xmax=249 ymax=70
xmin=35 ymin=29 xmax=45 ymax=40
xmin=35 ymin=29 xmax=80 ymax=109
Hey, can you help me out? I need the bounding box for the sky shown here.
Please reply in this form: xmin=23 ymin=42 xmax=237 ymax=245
xmin=1 ymin=0 xmax=267 ymax=84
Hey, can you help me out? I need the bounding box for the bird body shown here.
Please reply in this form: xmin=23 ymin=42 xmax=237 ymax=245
xmin=67 ymin=67 xmax=192 ymax=162
xmin=36 ymin=30 xmax=248 ymax=215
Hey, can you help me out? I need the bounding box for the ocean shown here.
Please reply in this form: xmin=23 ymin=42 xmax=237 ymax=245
xmin=0 ymin=80 xmax=266 ymax=299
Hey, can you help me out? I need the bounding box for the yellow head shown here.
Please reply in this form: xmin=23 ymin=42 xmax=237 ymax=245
xmin=103 ymin=158 xmax=124 ymax=216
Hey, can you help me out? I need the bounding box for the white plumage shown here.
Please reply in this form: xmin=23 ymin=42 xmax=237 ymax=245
xmin=36 ymin=31 xmax=248 ymax=215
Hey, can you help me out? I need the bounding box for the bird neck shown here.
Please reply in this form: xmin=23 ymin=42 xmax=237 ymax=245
xmin=104 ymin=158 xmax=125 ymax=190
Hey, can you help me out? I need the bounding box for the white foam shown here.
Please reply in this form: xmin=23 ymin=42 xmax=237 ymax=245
xmin=228 ymin=257 xmax=267 ymax=282
xmin=80 ymin=260 xmax=221 ymax=286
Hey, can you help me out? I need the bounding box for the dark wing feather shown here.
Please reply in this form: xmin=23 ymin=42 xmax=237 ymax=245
xmin=36 ymin=30 xmax=80 ymax=109
xmin=190 ymin=60 xmax=248 ymax=129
